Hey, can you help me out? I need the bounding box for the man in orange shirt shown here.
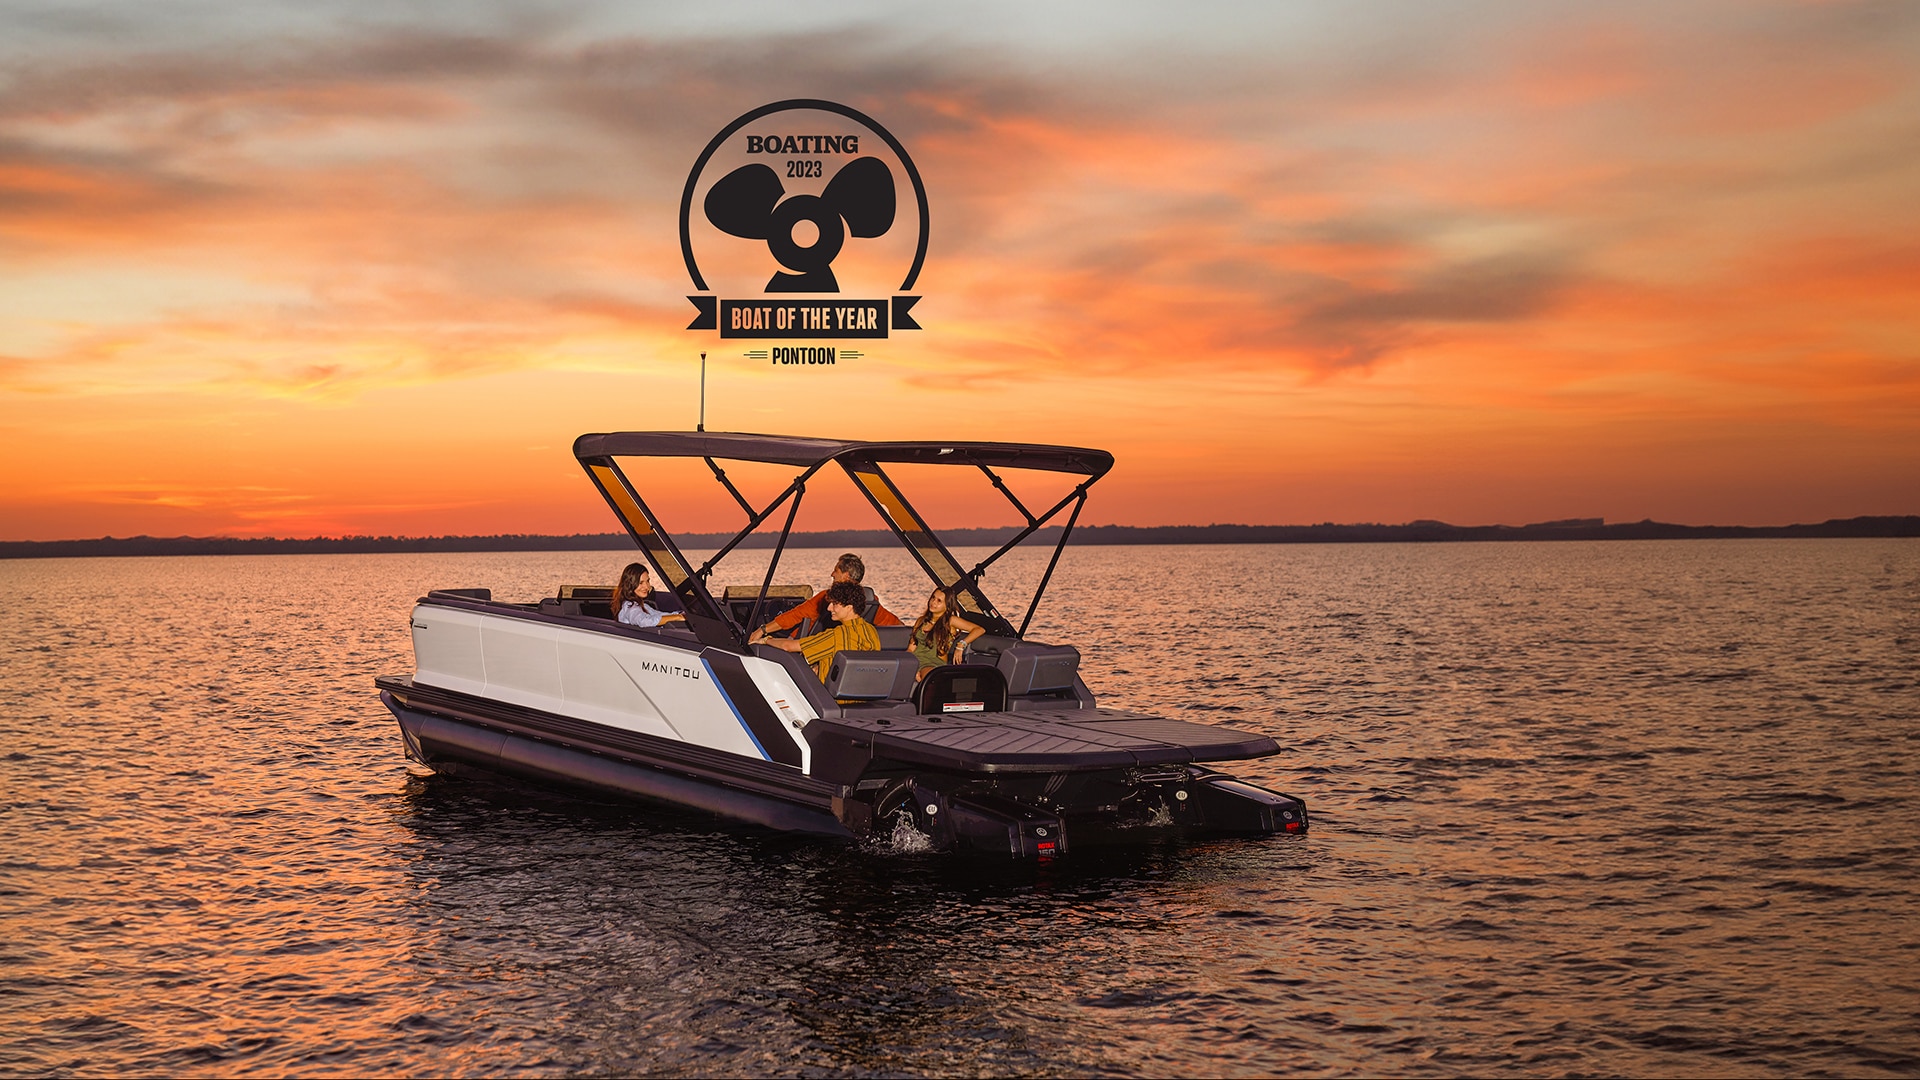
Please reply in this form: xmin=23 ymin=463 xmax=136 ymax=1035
xmin=747 ymin=552 xmax=901 ymax=643
xmin=757 ymin=581 xmax=882 ymax=681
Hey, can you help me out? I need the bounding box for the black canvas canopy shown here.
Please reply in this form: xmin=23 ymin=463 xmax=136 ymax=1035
xmin=573 ymin=432 xmax=1112 ymax=476
xmin=572 ymin=431 xmax=1114 ymax=646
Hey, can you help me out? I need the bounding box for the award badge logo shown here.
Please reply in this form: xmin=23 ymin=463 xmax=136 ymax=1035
xmin=681 ymin=100 xmax=928 ymax=365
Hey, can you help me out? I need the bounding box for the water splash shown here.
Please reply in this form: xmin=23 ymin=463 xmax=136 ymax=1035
xmin=885 ymin=809 xmax=934 ymax=854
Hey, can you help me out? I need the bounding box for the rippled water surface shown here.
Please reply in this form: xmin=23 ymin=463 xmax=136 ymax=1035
xmin=3 ymin=541 xmax=1918 ymax=1076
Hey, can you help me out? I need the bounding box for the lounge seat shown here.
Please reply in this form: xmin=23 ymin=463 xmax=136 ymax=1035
xmin=996 ymin=642 xmax=1080 ymax=695
xmin=824 ymin=651 xmax=919 ymax=703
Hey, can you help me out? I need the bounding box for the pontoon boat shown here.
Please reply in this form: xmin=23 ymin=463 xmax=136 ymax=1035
xmin=375 ymin=433 xmax=1307 ymax=857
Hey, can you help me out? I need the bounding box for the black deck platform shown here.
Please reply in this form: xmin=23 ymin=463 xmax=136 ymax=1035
xmin=815 ymin=708 xmax=1278 ymax=774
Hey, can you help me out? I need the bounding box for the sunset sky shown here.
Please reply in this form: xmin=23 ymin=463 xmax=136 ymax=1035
xmin=2 ymin=1 xmax=1916 ymax=539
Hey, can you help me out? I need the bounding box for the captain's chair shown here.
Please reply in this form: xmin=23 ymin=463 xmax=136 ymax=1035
xmin=915 ymin=664 xmax=1009 ymax=715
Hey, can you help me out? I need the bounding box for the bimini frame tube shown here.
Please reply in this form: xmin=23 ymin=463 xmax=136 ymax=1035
xmin=1019 ymin=489 xmax=1086 ymax=639
xmin=577 ymin=457 xmax=730 ymax=624
xmin=838 ymin=456 xmax=1092 ymax=639
xmin=704 ymin=456 xmax=756 ymax=519
xmin=961 ymin=480 xmax=1092 ymax=586
xmin=693 ymin=460 xmax=831 ymax=583
xmin=838 ymin=458 xmax=998 ymax=621
xmin=744 ymin=477 xmax=806 ymax=638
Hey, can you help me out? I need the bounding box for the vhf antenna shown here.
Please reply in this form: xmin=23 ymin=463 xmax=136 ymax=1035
xmin=698 ymin=351 xmax=706 ymax=432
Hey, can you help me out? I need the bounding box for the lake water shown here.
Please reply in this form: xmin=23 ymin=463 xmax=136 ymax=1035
xmin=2 ymin=540 xmax=1917 ymax=1076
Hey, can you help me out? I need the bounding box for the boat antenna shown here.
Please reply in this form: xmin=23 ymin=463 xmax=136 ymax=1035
xmin=698 ymin=351 xmax=706 ymax=432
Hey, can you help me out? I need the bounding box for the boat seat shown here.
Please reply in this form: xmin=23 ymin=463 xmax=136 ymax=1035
xmin=995 ymin=642 xmax=1081 ymax=695
xmin=722 ymin=584 xmax=810 ymax=632
xmin=563 ymin=589 xmax=681 ymax=622
xmin=876 ymin=625 xmax=912 ymax=651
xmin=916 ymin=664 xmax=1009 ymax=715
xmin=965 ymin=634 xmax=1019 ymax=660
xmin=947 ymin=636 xmax=1081 ymax=697
xmin=823 ymin=651 xmax=918 ymax=702
xmin=555 ymin=585 xmax=615 ymax=619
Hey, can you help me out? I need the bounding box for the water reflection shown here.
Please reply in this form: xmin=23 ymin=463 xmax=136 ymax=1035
xmin=1 ymin=542 xmax=1916 ymax=1076
xmin=388 ymin=774 xmax=1326 ymax=1076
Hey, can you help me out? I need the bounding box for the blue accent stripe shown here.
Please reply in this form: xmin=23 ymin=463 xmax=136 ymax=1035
xmin=702 ymin=656 xmax=771 ymax=761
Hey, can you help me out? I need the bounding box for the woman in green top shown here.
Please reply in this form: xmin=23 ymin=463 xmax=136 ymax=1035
xmin=909 ymin=585 xmax=987 ymax=682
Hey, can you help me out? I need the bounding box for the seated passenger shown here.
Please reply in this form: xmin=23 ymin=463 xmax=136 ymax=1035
xmin=613 ymin=562 xmax=685 ymax=628
xmin=909 ymin=585 xmax=986 ymax=682
xmin=748 ymin=552 xmax=902 ymax=642
xmin=760 ymin=581 xmax=879 ymax=681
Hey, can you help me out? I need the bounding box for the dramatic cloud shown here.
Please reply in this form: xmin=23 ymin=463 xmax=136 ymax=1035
xmin=0 ymin=1 xmax=1916 ymax=536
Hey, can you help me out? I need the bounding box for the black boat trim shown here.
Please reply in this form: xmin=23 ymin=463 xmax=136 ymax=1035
xmin=701 ymin=649 xmax=804 ymax=768
xmin=384 ymin=693 xmax=849 ymax=836
xmin=376 ymin=675 xmax=837 ymax=809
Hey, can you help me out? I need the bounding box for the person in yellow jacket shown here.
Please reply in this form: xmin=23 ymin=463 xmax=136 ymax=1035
xmin=758 ymin=580 xmax=879 ymax=681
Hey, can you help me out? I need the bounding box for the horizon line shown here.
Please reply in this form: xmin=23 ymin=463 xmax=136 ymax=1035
xmin=4 ymin=515 xmax=1917 ymax=557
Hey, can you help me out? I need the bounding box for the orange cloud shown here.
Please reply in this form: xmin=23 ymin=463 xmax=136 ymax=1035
xmin=1 ymin=7 xmax=1916 ymax=539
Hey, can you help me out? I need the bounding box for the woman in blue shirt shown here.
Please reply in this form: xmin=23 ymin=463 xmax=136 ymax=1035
xmin=614 ymin=562 xmax=686 ymax=628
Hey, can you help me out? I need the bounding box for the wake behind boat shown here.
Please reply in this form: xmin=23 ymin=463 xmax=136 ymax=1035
xmin=376 ymin=432 xmax=1307 ymax=857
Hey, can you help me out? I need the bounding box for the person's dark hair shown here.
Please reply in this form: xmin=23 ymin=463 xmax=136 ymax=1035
xmin=834 ymin=552 xmax=865 ymax=583
xmin=615 ymin=562 xmax=651 ymax=611
xmin=825 ymin=580 xmax=866 ymax=614
xmin=915 ymin=585 xmax=961 ymax=656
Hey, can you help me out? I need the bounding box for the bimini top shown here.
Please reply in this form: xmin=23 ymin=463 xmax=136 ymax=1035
xmin=573 ymin=431 xmax=1113 ymax=478
xmin=571 ymin=429 xmax=1113 ymax=644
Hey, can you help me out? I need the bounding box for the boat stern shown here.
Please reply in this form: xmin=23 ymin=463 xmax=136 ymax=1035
xmin=848 ymin=765 xmax=1308 ymax=858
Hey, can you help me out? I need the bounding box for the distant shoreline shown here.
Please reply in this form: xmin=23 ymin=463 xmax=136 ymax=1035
xmin=3 ymin=516 xmax=1915 ymax=559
